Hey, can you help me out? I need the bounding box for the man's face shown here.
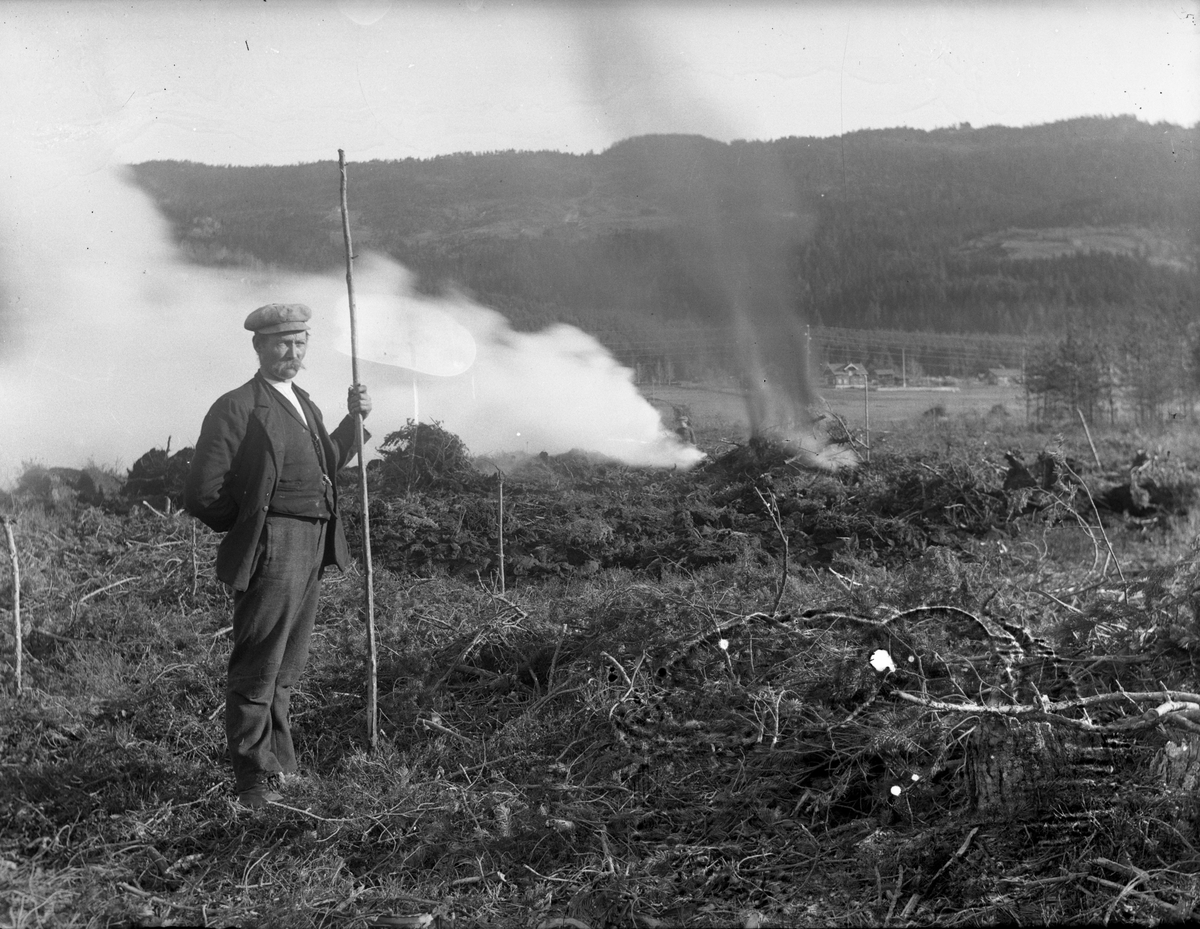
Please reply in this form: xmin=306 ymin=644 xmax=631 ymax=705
xmin=256 ymin=331 xmax=308 ymax=381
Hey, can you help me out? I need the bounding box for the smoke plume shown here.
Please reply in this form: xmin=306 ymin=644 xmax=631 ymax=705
xmin=573 ymin=8 xmax=821 ymax=438
xmin=0 ymin=159 xmax=700 ymax=483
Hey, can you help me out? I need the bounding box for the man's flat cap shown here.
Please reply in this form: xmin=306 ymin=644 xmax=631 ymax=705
xmin=245 ymin=303 xmax=312 ymax=334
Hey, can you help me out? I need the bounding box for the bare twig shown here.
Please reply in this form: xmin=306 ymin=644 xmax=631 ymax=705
xmin=419 ymin=714 xmax=476 ymax=746
xmin=1031 ymin=588 xmax=1084 ymax=614
xmin=753 ymin=487 xmax=789 ymax=617
xmin=523 ymin=682 xmax=591 ymax=718
xmin=601 ymin=651 xmax=633 ymax=687
xmin=522 ymin=865 xmax=576 ymax=884
xmin=2 ymin=515 xmax=20 ymax=693
xmin=1085 ymin=875 xmax=1186 ymax=918
xmin=489 ymin=592 xmax=527 ymax=620
xmin=1059 ymin=458 xmax=1127 ymax=594
xmin=927 ymin=826 xmax=979 ymax=889
xmin=547 ymin=624 xmax=566 ymax=688
xmin=1077 ymin=408 xmax=1103 ymax=470
xmin=1093 ymin=857 xmax=1156 ymax=923
xmin=76 ymin=576 xmax=138 ymax=608
xmin=141 ymin=500 xmax=168 ymax=518
xmin=828 ymin=567 xmax=860 ymax=590
xmin=822 ymin=405 xmax=868 ymax=455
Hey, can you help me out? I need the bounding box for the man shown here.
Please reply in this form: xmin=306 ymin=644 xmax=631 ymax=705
xmin=673 ymin=407 xmax=695 ymax=445
xmin=185 ymin=303 xmax=372 ymax=808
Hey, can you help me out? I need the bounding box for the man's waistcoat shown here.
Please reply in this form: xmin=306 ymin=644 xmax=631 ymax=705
xmin=184 ymin=374 xmax=367 ymax=591
xmin=267 ymin=387 xmax=335 ymax=519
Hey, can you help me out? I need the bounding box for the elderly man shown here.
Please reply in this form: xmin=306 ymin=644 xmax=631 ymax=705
xmin=185 ymin=303 xmax=372 ymax=808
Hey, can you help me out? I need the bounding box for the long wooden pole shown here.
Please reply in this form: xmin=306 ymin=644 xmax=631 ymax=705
xmin=338 ymin=150 xmax=378 ymax=750
xmin=2 ymin=516 xmax=20 ymax=694
xmin=497 ymin=473 xmax=506 ymax=594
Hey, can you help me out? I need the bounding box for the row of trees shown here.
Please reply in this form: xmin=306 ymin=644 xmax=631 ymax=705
xmin=130 ymin=117 xmax=1198 ymax=346
xmin=1025 ymin=321 xmax=1200 ymax=424
xmin=128 ymin=118 xmax=1197 ymax=399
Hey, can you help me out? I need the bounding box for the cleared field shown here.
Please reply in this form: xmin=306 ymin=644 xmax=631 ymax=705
xmin=6 ymin=404 xmax=1199 ymax=928
xmin=823 ymin=384 xmax=1025 ymax=424
xmin=642 ymin=381 xmax=1026 ymax=434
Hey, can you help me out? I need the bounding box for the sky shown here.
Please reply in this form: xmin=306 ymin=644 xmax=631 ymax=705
xmin=0 ymin=0 xmax=1198 ymax=479
xmin=2 ymin=0 xmax=1197 ymax=168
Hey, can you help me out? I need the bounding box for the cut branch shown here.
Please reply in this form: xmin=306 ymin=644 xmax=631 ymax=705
xmin=891 ymin=688 xmax=1200 ymax=733
xmin=754 ymin=487 xmax=789 ymax=617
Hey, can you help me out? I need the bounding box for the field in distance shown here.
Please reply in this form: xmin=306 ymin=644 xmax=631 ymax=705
xmin=642 ymin=380 xmax=1026 ymax=435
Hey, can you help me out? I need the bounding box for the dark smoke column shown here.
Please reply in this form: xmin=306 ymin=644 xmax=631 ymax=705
xmin=606 ymin=133 xmax=819 ymax=438
xmin=574 ymin=12 xmax=819 ymax=440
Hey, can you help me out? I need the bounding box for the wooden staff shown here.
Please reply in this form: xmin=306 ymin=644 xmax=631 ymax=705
xmin=497 ymin=472 xmax=506 ymax=594
xmin=338 ymin=150 xmax=378 ymax=750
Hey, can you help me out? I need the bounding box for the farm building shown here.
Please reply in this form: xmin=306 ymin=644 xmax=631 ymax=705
xmin=822 ymin=362 xmax=868 ymax=389
xmin=986 ymin=367 xmax=1023 ymax=386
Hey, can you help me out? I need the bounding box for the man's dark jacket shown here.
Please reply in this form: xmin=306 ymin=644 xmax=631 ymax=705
xmin=185 ymin=374 xmax=364 ymax=591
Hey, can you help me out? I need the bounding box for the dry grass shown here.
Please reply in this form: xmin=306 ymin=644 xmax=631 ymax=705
xmin=4 ymin=410 xmax=1200 ymax=927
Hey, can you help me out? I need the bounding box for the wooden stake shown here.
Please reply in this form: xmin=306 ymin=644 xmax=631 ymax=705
xmin=1 ymin=515 xmax=20 ymax=694
xmin=190 ymin=519 xmax=198 ymax=600
xmin=863 ymin=367 xmax=871 ymax=464
xmin=338 ymin=150 xmax=378 ymax=750
xmin=497 ymin=472 xmax=506 ymax=594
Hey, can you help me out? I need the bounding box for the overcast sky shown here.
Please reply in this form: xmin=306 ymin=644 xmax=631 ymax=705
xmin=3 ymin=0 xmax=1198 ymax=168
xmin=1 ymin=0 xmax=1198 ymax=477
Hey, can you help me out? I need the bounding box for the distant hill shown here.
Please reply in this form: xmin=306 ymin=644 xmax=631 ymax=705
xmin=131 ymin=116 xmax=1199 ymax=376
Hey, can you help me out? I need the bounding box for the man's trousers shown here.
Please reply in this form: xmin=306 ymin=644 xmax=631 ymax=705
xmin=226 ymin=514 xmax=327 ymax=792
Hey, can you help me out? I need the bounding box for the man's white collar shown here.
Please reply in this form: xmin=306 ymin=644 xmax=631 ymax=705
xmin=262 ymin=374 xmax=307 ymax=420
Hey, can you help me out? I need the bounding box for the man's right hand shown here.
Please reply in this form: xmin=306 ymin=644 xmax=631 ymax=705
xmin=348 ymin=384 xmax=372 ymax=420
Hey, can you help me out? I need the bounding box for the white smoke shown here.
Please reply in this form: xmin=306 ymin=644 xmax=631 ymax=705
xmin=0 ymin=152 xmax=700 ymax=484
xmin=0 ymin=2 xmax=698 ymax=485
xmin=330 ymin=255 xmax=700 ymax=465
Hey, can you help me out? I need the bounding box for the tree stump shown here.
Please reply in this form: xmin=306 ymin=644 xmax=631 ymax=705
xmin=1156 ymin=738 xmax=1200 ymax=790
xmin=968 ymin=718 xmax=1068 ymax=816
xmin=1154 ymin=737 xmax=1200 ymax=825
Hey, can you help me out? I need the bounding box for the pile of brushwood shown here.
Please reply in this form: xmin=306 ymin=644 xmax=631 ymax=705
xmin=11 ymin=445 xmax=194 ymax=514
xmin=4 ymin=420 xmax=1200 ymax=926
xmin=355 ymin=423 xmax=1195 ymax=584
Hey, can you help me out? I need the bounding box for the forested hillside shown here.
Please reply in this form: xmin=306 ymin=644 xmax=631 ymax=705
xmin=131 ymin=117 xmax=1199 ymax=376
